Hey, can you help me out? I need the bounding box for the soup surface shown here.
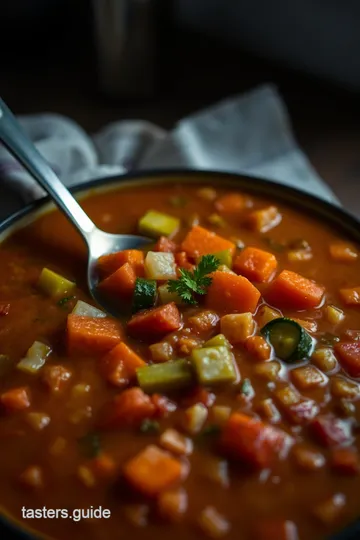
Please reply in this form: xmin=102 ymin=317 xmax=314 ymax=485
xmin=0 ymin=178 xmax=360 ymax=540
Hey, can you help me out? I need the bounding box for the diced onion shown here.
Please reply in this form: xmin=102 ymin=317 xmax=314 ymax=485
xmin=72 ymin=300 xmax=106 ymax=318
xmin=17 ymin=341 xmax=51 ymax=374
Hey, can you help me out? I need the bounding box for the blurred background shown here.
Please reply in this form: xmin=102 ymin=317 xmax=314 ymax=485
xmin=1 ymin=0 xmax=360 ymax=213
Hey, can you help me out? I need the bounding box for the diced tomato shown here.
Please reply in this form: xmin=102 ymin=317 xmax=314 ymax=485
xmin=1 ymin=387 xmax=30 ymax=412
xmin=127 ymin=303 xmax=182 ymax=341
xmin=155 ymin=237 xmax=178 ymax=253
xmin=310 ymin=415 xmax=353 ymax=447
xmin=102 ymin=387 xmax=155 ymax=429
xmin=175 ymin=251 xmax=194 ymax=271
xmin=221 ymin=412 xmax=292 ymax=468
xmin=151 ymin=394 xmax=177 ymax=418
xmin=334 ymin=341 xmax=360 ymax=377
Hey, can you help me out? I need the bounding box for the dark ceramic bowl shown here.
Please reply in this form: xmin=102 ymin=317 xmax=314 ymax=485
xmin=0 ymin=170 xmax=359 ymax=540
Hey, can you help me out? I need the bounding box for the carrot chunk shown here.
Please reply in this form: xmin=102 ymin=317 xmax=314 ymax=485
xmin=175 ymin=251 xmax=194 ymax=271
xmin=67 ymin=315 xmax=123 ymax=356
xmin=124 ymin=444 xmax=187 ymax=497
xmin=155 ymin=237 xmax=178 ymax=253
xmin=246 ymin=206 xmax=281 ymax=233
xmin=245 ymin=335 xmax=272 ymax=361
xmin=215 ymin=193 xmax=247 ymax=214
xmin=334 ymin=341 xmax=360 ymax=377
xmin=99 ymin=342 xmax=146 ymax=387
xmin=98 ymin=263 xmax=137 ymax=301
xmin=127 ymin=303 xmax=182 ymax=340
xmin=104 ymin=387 xmax=155 ymax=428
xmin=265 ymin=269 xmax=325 ymax=309
xmin=221 ymin=412 xmax=292 ymax=468
xmin=1 ymin=387 xmax=30 ymax=412
xmin=339 ymin=286 xmax=360 ymax=306
xmin=206 ymin=271 xmax=261 ymax=314
xmin=329 ymin=242 xmax=358 ymax=263
xmin=89 ymin=453 xmax=117 ymax=478
xmin=233 ymin=247 xmax=277 ymax=283
xmin=181 ymin=226 xmax=235 ymax=259
xmin=97 ymin=249 xmax=144 ymax=277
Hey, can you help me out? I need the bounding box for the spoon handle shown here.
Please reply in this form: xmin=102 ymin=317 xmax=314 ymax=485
xmin=0 ymin=97 xmax=95 ymax=243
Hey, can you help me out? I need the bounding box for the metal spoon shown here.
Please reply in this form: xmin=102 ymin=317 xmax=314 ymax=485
xmin=0 ymin=98 xmax=151 ymax=317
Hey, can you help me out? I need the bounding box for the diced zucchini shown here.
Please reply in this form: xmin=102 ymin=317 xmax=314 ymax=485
xmin=17 ymin=341 xmax=51 ymax=374
xmin=137 ymin=359 xmax=193 ymax=393
xmin=261 ymin=317 xmax=313 ymax=362
xmin=138 ymin=210 xmax=180 ymax=238
xmin=205 ymin=334 xmax=231 ymax=349
xmin=191 ymin=346 xmax=237 ymax=385
xmin=145 ymin=252 xmax=177 ymax=280
xmin=214 ymin=250 xmax=233 ymax=269
xmin=72 ymin=300 xmax=106 ymax=318
xmin=132 ymin=278 xmax=157 ymax=313
xmin=38 ymin=268 xmax=75 ymax=298
xmin=158 ymin=283 xmax=183 ymax=305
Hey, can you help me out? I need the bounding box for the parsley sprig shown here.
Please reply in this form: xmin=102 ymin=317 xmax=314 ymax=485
xmin=167 ymin=255 xmax=220 ymax=305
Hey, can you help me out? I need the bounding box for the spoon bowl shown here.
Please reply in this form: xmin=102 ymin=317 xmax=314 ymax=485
xmin=0 ymin=98 xmax=151 ymax=317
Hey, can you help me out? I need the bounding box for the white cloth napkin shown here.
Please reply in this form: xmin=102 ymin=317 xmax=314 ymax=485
xmin=0 ymin=84 xmax=337 ymax=217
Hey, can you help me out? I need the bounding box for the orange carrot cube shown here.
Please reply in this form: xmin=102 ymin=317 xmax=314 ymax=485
xmin=127 ymin=303 xmax=182 ymax=340
xmin=97 ymin=249 xmax=144 ymax=277
xmin=1 ymin=387 xmax=30 ymax=412
xmin=206 ymin=271 xmax=261 ymax=314
xmin=181 ymin=226 xmax=235 ymax=259
xmin=233 ymin=247 xmax=277 ymax=282
xmin=329 ymin=242 xmax=358 ymax=263
xmin=246 ymin=206 xmax=281 ymax=233
xmin=98 ymin=263 xmax=137 ymax=301
xmin=99 ymin=342 xmax=146 ymax=387
xmin=215 ymin=193 xmax=247 ymax=214
xmin=245 ymin=335 xmax=272 ymax=361
xmin=266 ymin=269 xmax=325 ymax=309
xmin=104 ymin=387 xmax=155 ymax=429
xmin=67 ymin=315 xmax=123 ymax=356
xmin=339 ymin=286 xmax=360 ymax=306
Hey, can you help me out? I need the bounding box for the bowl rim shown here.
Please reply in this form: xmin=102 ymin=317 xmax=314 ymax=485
xmin=0 ymin=168 xmax=359 ymax=540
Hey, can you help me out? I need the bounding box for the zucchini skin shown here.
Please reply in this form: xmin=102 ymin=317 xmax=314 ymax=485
xmin=261 ymin=317 xmax=313 ymax=362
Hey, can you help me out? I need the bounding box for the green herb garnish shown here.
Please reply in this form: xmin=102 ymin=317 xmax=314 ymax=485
xmin=139 ymin=419 xmax=160 ymax=434
xmin=239 ymin=378 xmax=254 ymax=397
xmin=57 ymin=296 xmax=75 ymax=308
xmin=79 ymin=432 xmax=101 ymax=458
xmin=167 ymin=255 xmax=220 ymax=305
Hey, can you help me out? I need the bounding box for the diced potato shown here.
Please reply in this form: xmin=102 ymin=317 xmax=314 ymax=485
xmin=247 ymin=206 xmax=281 ymax=233
xmin=257 ymin=398 xmax=280 ymax=423
xmin=205 ymin=334 xmax=231 ymax=349
xmin=158 ymin=283 xmax=183 ymax=305
xmin=17 ymin=341 xmax=51 ymax=374
xmin=176 ymin=336 xmax=201 ymax=356
xmin=191 ymin=346 xmax=238 ymax=385
xmin=257 ymin=305 xmax=281 ymax=327
xmin=291 ymin=365 xmax=327 ymax=390
xmin=331 ymin=376 xmax=360 ymax=399
xmin=188 ymin=311 xmax=219 ymax=333
xmin=38 ymin=268 xmax=75 ymax=298
xmin=197 ymin=187 xmax=217 ymax=201
xmin=149 ymin=342 xmax=174 ymax=363
xmin=138 ymin=210 xmax=180 ymax=238
xmin=145 ymin=252 xmax=177 ymax=280
xmin=220 ymin=313 xmax=255 ymax=344
xmin=312 ymin=348 xmax=338 ymax=373
xmin=213 ymin=250 xmax=233 ymax=268
xmin=211 ymin=405 xmax=231 ymax=426
xmin=245 ymin=336 xmax=272 ymax=362
xmin=72 ymin=300 xmax=106 ymax=318
xmin=198 ymin=506 xmax=230 ymax=538
xmin=254 ymin=360 xmax=282 ymax=381
xmin=26 ymin=412 xmax=51 ymax=431
xmin=275 ymin=385 xmax=300 ymax=406
xmin=287 ymin=249 xmax=313 ymax=262
xmin=182 ymin=403 xmax=208 ymax=435
xmin=159 ymin=428 xmax=193 ymax=456
xmin=325 ymin=305 xmax=345 ymax=325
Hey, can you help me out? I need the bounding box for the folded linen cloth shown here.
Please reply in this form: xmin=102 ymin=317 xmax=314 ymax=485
xmin=0 ymin=84 xmax=337 ymax=222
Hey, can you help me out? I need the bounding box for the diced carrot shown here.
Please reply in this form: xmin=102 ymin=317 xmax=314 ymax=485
xmin=221 ymin=412 xmax=292 ymax=468
xmin=151 ymin=394 xmax=177 ymax=418
xmin=290 ymin=365 xmax=325 ymax=390
xmin=98 ymin=263 xmax=137 ymax=302
xmin=124 ymin=444 xmax=187 ymax=497
xmin=265 ymin=269 xmax=325 ymax=310
xmin=254 ymin=519 xmax=299 ymax=540
xmin=329 ymin=242 xmax=358 ymax=263
xmin=67 ymin=315 xmax=123 ymax=356
xmin=175 ymin=251 xmax=194 ymax=271
xmin=331 ymin=448 xmax=359 ymax=475
xmin=310 ymin=415 xmax=352 ymax=447
xmin=103 ymin=387 xmax=155 ymax=429
xmin=245 ymin=335 xmax=272 ymax=362
xmin=334 ymin=341 xmax=360 ymax=377
xmin=127 ymin=303 xmax=182 ymax=340
xmin=1 ymin=387 xmax=30 ymax=412
xmin=89 ymin=453 xmax=117 ymax=478
xmin=97 ymin=249 xmax=145 ymax=277
xmin=99 ymin=342 xmax=146 ymax=387
xmin=158 ymin=487 xmax=188 ymax=522
xmin=246 ymin=206 xmax=281 ymax=233
xmin=155 ymin=237 xmax=178 ymax=253
xmin=206 ymin=271 xmax=261 ymax=314
xmin=160 ymin=429 xmax=193 ymax=456
xmin=233 ymin=247 xmax=278 ymax=283
xmin=339 ymin=286 xmax=360 ymax=306
xmin=42 ymin=365 xmax=72 ymax=393
xmin=188 ymin=310 xmax=220 ymax=334
xmin=181 ymin=226 xmax=236 ymax=259
xmin=215 ymin=193 xmax=247 ymax=214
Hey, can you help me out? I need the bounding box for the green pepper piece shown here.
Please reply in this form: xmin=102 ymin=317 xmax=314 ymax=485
xmin=205 ymin=334 xmax=231 ymax=349
xmin=138 ymin=210 xmax=180 ymax=238
xmin=191 ymin=346 xmax=237 ymax=385
xmin=132 ymin=278 xmax=157 ymax=313
xmin=261 ymin=317 xmax=313 ymax=362
xmin=137 ymin=359 xmax=193 ymax=393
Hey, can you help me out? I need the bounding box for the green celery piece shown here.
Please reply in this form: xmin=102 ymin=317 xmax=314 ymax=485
xmin=38 ymin=268 xmax=76 ymax=298
xmin=137 ymin=359 xmax=193 ymax=393
xmin=191 ymin=346 xmax=237 ymax=385
xmin=138 ymin=210 xmax=180 ymax=238
xmin=205 ymin=334 xmax=231 ymax=349
xmin=214 ymin=249 xmax=233 ymax=268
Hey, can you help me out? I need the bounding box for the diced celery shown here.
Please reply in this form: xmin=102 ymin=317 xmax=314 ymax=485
xmin=17 ymin=341 xmax=51 ymax=374
xmin=191 ymin=346 xmax=237 ymax=385
xmin=158 ymin=283 xmax=184 ymax=305
xmin=205 ymin=334 xmax=231 ymax=349
xmin=214 ymin=250 xmax=233 ymax=268
xmin=38 ymin=268 xmax=75 ymax=298
xmin=72 ymin=300 xmax=106 ymax=318
xmin=138 ymin=210 xmax=180 ymax=238
xmin=145 ymin=252 xmax=177 ymax=280
xmin=137 ymin=359 xmax=193 ymax=393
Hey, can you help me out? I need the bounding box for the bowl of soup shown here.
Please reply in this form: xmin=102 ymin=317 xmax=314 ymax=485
xmin=0 ymin=170 xmax=359 ymax=540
